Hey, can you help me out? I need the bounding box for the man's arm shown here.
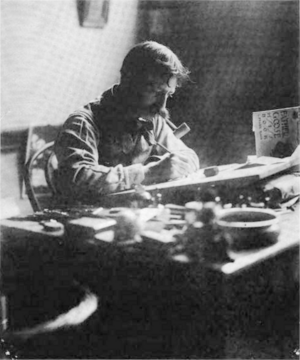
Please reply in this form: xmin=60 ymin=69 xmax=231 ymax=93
xmin=54 ymin=112 xmax=200 ymax=202
xmin=142 ymin=116 xmax=199 ymax=184
xmin=54 ymin=114 xmax=145 ymax=202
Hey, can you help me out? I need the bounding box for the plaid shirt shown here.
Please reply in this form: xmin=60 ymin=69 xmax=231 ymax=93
xmin=54 ymin=86 xmax=199 ymax=205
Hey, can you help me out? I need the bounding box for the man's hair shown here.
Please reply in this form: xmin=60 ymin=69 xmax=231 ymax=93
xmin=120 ymin=41 xmax=190 ymax=87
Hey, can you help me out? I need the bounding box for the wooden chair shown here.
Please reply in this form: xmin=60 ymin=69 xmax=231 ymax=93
xmin=23 ymin=141 xmax=57 ymax=212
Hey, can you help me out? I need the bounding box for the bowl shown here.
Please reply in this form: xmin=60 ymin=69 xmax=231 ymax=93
xmin=216 ymin=208 xmax=280 ymax=251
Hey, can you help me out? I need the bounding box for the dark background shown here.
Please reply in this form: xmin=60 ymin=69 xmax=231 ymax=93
xmin=137 ymin=0 xmax=299 ymax=167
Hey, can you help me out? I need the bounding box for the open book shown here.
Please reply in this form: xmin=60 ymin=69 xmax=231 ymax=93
xmin=109 ymin=146 xmax=300 ymax=198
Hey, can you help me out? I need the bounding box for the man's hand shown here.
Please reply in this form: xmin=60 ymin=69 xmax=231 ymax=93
xmin=143 ymin=153 xmax=192 ymax=185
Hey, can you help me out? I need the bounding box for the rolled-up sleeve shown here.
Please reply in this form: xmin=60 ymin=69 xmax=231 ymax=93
xmin=54 ymin=114 xmax=145 ymax=202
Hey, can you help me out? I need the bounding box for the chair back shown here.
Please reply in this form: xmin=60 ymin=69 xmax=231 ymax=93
xmin=23 ymin=141 xmax=57 ymax=212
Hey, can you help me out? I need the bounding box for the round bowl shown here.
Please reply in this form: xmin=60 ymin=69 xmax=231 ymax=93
xmin=216 ymin=208 xmax=280 ymax=251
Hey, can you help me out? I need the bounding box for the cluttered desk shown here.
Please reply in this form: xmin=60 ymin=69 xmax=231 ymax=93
xmin=1 ymin=141 xmax=299 ymax=358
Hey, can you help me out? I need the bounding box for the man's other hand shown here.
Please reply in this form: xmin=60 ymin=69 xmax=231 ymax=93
xmin=143 ymin=153 xmax=191 ymax=185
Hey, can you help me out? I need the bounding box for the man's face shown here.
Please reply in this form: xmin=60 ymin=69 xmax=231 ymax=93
xmin=135 ymin=74 xmax=177 ymax=119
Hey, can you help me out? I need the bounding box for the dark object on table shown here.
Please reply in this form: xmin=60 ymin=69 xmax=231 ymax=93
xmin=40 ymin=219 xmax=64 ymax=232
xmin=204 ymin=166 xmax=219 ymax=177
xmin=183 ymin=200 xmax=231 ymax=262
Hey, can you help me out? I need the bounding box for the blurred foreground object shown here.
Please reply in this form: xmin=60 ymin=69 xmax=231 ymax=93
xmin=216 ymin=207 xmax=280 ymax=251
xmin=114 ymin=208 xmax=143 ymax=243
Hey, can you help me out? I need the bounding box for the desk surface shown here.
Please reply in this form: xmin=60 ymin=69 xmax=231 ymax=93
xmin=109 ymin=159 xmax=293 ymax=199
xmin=1 ymin=204 xmax=299 ymax=277
xmin=219 ymin=206 xmax=299 ymax=275
xmin=1 ymin=206 xmax=299 ymax=360
xmin=170 ymin=205 xmax=299 ymax=275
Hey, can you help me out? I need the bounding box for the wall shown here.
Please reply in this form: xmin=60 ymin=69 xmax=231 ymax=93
xmin=1 ymin=0 xmax=139 ymax=210
xmin=137 ymin=0 xmax=299 ymax=167
xmin=1 ymin=0 xmax=139 ymax=131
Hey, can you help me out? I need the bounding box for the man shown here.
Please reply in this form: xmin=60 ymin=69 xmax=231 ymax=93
xmin=54 ymin=41 xmax=199 ymax=205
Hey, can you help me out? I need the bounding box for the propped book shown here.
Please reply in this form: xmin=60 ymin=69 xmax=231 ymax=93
xmin=253 ymin=106 xmax=300 ymax=158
